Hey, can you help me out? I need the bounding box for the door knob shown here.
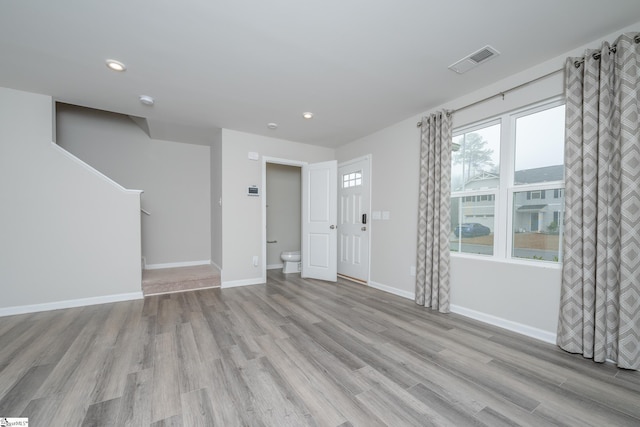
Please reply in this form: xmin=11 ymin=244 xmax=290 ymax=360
xmin=361 ymin=226 xmax=367 ymax=231
xmin=330 ymin=225 xmax=336 ymax=229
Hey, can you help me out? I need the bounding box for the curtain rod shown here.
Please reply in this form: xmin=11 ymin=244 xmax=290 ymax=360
xmin=572 ymin=33 xmax=640 ymax=67
xmin=416 ymin=68 xmax=563 ymax=128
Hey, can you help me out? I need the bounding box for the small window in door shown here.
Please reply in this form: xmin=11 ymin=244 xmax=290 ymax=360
xmin=342 ymin=171 xmax=362 ymax=188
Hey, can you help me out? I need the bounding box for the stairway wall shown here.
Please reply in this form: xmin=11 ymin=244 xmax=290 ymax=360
xmin=0 ymin=87 xmax=142 ymax=313
xmin=56 ymin=104 xmax=211 ymax=267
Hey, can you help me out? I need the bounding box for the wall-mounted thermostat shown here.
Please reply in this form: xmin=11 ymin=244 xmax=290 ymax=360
xmin=248 ymin=185 xmax=259 ymax=196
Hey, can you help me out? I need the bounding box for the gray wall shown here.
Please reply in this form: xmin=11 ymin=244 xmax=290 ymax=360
xmin=266 ymin=163 xmax=301 ymax=267
xmin=0 ymin=88 xmax=141 ymax=312
xmin=56 ymin=104 xmax=211 ymax=267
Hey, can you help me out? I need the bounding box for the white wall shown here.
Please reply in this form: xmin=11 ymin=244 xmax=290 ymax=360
xmin=266 ymin=163 xmax=301 ymax=267
xmin=450 ymin=257 xmax=561 ymax=340
xmin=336 ymin=23 xmax=640 ymax=341
xmin=337 ymin=121 xmax=420 ymax=298
xmin=56 ymin=104 xmax=211 ymax=267
xmin=0 ymin=88 xmax=142 ymax=313
xmin=221 ymin=129 xmax=334 ymax=286
xmin=211 ymin=129 xmax=223 ymax=270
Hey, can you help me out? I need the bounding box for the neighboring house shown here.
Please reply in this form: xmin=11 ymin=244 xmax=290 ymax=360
xmin=454 ymin=171 xmax=499 ymax=232
xmin=455 ymin=165 xmax=564 ymax=233
xmin=513 ymin=165 xmax=564 ymax=233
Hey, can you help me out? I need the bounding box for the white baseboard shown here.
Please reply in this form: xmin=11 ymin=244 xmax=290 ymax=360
xmin=368 ymin=280 xmax=415 ymax=300
xmin=145 ymin=260 xmax=211 ymax=270
xmin=450 ymin=304 xmax=557 ymax=344
xmin=362 ymin=279 xmax=556 ymax=345
xmin=267 ymin=264 xmax=283 ymax=270
xmin=0 ymin=292 xmax=144 ymax=317
xmin=211 ymin=261 xmax=222 ymax=271
xmin=222 ymin=277 xmax=265 ymax=288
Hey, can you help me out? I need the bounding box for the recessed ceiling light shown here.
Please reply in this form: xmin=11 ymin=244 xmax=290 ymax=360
xmin=105 ymin=59 xmax=126 ymax=72
xmin=302 ymin=112 xmax=314 ymax=119
xmin=267 ymin=122 xmax=278 ymax=129
xmin=139 ymin=95 xmax=154 ymax=106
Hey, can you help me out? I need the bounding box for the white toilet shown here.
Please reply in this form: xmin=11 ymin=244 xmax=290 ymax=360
xmin=281 ymin=251 xmax=301 ymax=273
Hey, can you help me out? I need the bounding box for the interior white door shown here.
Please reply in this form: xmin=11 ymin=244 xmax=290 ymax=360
xmin=302 ymin=160 xmax=337 ymax=281
xmin=338 ymin=157 xmax=370 ymax=282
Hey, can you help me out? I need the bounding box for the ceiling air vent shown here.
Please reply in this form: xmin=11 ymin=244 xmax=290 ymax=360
xmin=448 ymin=45 xmax=500 ymax=74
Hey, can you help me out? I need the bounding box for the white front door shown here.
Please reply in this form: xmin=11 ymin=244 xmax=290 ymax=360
xmin=302 ymin=160 xmax=337 ymax=282
xmin=338 ymin=156 xmax=370 ymax=282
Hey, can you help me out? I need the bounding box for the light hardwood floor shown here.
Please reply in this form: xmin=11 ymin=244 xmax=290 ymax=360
xmin=1 ymin=271 xmax=639 ymax=426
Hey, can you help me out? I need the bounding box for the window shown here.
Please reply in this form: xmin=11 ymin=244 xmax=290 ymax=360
xmin=527 ymin=190 xmax=544 ymax=200
xmin=342 ymin=171 xmax=362 ymax=188
xmin=450 ymin=122 xmax=500 ymax=256
xmin=451 ymin=99 xmax=565 ymax=263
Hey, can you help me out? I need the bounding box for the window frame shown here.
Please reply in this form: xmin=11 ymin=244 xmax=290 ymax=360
xmin=451 ymin=96 xmax=565 ymax=265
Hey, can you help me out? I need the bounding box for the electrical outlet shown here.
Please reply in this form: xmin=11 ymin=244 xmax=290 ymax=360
xmin=252 ymin=255 xmax=259 ymax=267
xmin=410 ymin=266 xmax=416 ymax=276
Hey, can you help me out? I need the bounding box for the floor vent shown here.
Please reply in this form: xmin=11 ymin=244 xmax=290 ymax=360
xmin=449 ymin=45 xmax=500 ymax=74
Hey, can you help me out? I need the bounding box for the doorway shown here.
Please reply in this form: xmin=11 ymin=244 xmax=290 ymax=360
xmin=265 ymin=163 xmax=302 ymax=270
xmin=262 ymin=157 xmax=305 ymax=281
xmin=337 ymin=155 xmax=371 ymax=283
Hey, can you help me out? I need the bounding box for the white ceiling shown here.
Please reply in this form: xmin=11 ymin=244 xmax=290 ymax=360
xmin=1 ymin=1 xmax=640 ymax=147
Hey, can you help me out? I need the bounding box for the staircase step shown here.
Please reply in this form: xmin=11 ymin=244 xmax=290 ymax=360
xmin=142 ymin=264 xmax=220 ymax=296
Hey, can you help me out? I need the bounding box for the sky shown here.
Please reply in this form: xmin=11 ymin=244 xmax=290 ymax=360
xmin=451 ymin=103 xmax=565 ymax=188
xmin=514 ymin=104 xmax=565 ymax=171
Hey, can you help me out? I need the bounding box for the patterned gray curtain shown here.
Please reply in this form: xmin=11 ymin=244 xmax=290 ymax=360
xmin=558 ymin=33 xmax=640 ymax=370
xmin=416 ymin=111 xmax=451 ymax=313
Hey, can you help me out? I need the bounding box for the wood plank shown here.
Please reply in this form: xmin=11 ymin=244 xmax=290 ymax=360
xmin=150 ymin=331 xmax=182 ymax=423
xmin=180 ymin=388 xmax=216 ymax=427
xmin=114 ymin=369 xmax=153 ymax=427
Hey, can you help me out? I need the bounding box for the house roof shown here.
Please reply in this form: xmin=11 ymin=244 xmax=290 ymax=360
xmin=517 ymin=204 xmax=548 ymax=212
xmin=460 ymin=165 xmax=564 ymax=190
xmin=514 ymin=165 xmax=564 ymax=184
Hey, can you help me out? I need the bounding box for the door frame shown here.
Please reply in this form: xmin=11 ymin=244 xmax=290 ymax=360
xmin=337 ymin=154 xmax=372 ymax=284
xmin=262 ymin=156 xmax=306 ymax=282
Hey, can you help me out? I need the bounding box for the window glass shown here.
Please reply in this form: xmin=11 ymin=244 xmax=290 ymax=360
xmin=512 ymin=189 xmax=564 ymax=262
xmin=450 ymin=195 xmax=495 ymax=256
xmin=451 ymin=123 xmax=501 ymax=192
xmin=342 ymin=171 xmax=362 ymax=188
xmin=514 ymin=105 xmax=565 ymax=185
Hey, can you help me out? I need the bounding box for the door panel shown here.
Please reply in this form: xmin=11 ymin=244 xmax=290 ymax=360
xmin=302 ymin=160 xmax=337 ymax=281
xmin=338 ymin=157 xmax=370 ymax=282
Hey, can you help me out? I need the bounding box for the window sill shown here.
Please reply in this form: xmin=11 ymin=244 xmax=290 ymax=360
xmin=450 ymin=252 xmax=562 ymax=270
